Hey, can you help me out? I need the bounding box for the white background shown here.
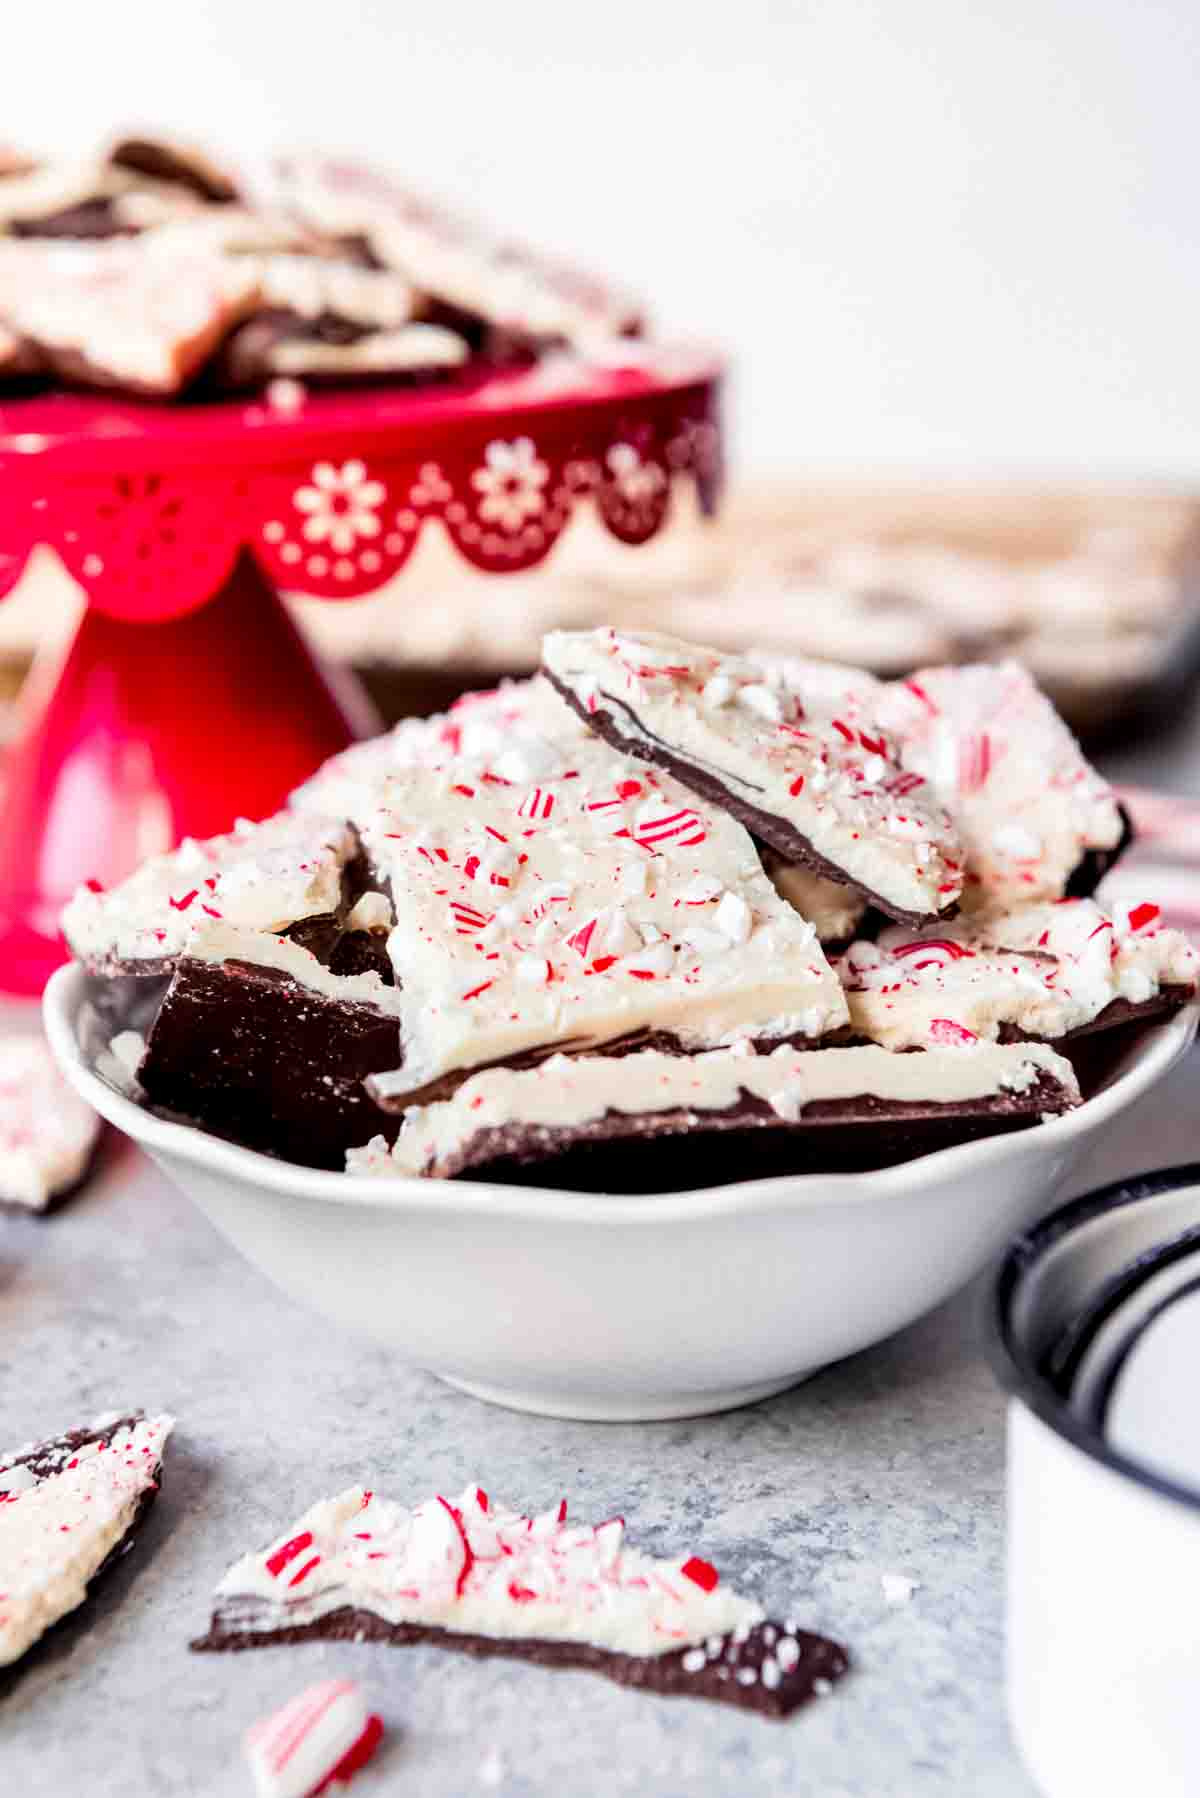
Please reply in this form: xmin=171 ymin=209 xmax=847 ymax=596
xmin=9 ymin=0 xmax=1200 ymax=479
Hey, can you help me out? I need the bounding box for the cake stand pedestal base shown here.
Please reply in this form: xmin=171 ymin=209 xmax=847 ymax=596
xmin=0 ymin=553 xmax=369 ymax=995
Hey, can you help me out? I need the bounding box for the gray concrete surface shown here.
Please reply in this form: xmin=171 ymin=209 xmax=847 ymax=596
xmin=4 ymin=1034 xmax=1198 ymax=1798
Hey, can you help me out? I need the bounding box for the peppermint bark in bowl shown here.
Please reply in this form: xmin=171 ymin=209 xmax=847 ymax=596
xmin=59 ymin=632 xmax=1195 ymax=1188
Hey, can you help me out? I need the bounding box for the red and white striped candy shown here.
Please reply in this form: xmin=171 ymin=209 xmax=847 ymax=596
xmin=450 ymin=901 xmax=491 ymax=935
xmin=244 ymin=1680 xmax=383 ymax=1798
xmin=633 ymin=806 xmax=707 ymax=849
xmin=956 ymin=733 xmax=993 ymax=794
xmin=517 ymin=787 xmax=556 ymax=822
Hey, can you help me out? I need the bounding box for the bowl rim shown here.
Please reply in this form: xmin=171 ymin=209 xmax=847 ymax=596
xmin=987 ymin=1160 xmax=1200 ymax=1520
xmin=44 ymin=961 xmax=1198 ymax=1226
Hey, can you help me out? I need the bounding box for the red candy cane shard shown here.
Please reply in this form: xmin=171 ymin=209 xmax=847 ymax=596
xmin=634 ymin=809 xmax=707 ymax=848
xmin=927 ymin=1018 xmax=979 ymax=1046
xmin=957 ymin=733 xmax=993 ymax=793
xmin=450 ymin=902 xmax=492 ymax=935
xmin=890 ymin=939 xmax=974 ymax=962
xmin=566 ymin=919 xmax=598 ymax=958
xmin=315 ymin=1715 xmax=384 ymax=1794
xmin=518 ymin=788 xmax=556 ymax=821
xmin=245 ymin=1680 xmax=383 ymax=1798
xmin=265 ymin=1531 xmax=315 ymax=1578
xmin=680 ymin=1556 xmax=720 ymax=1593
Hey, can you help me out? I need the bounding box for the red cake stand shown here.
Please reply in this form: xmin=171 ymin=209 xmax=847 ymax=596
xmin=0 ymin=346 xmax=723 ymax=993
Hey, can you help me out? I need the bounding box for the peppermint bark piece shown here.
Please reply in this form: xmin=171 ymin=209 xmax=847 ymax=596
xmin=0 ymin=240 xmax=260 ymax=394
xmin=541 ymin=628 xmax=965 ymax=927
xmin=359 ymin=740 xmax=847 ymax=1109
xmin=289 ymin=675 xmax=584 ymax=819
xmin=193 ymin=1483 xmax=848 ymax=1719
xmin=62 ymin=811 xmax=361 ymax=977
xmin=65 ymin=810 xmax=399 ymax=1165
xmin=0 ymin=157 xmax=147 ymax=238
xmin=0 ymin=1412 xmax=172 ymax=1667
xmin=348 ymin=1040 xmax=1081 ymax=1185
xmin=0 ymin=1036 xmax=101 ymax=1213
xmin=875 ymin=661 xmax=1129 ymax=911
xmin=836 ymin=897 xmax=1197 ymax=1052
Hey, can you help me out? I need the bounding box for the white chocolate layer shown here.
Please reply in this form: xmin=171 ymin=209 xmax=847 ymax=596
xmin=349 ymin=1040 xmax=1079 ymax=1178
xmin=288 ymin=676 xmax=584 ymax=818
xmin=765 ymin=862 xmax=867 ymax=945
xmin=258 ymin=321 xmax=467 ymax=378
xmin=62 ymin=812 xmax=357 ymax=971
xmin=255 ymin=253 xmax=414 ymax=327
xmin=360 ymin=737 xmax=847 ymax=1102
xmin=211 ymin=1483 xmax=761 ymax=1659
xmin=837 ymin=897 xmax=1197 ymax=1050
xmin=0 ymin=1414 xmax=172 ymax=1667
xmin=541 ymin=627 xmax=964 ymax=920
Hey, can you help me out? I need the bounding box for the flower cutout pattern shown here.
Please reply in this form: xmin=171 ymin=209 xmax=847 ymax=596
xmin=606 ymin=442 xmax=668 ymax=506
xmin=293 ymin=460 xmax=386 ymax=552
xmin=470 ymin=437 xmax=549 ymax=533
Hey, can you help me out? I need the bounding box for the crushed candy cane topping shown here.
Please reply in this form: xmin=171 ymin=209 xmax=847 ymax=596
xmin=360 ymin=732 xmax=845 ymax=1103
xmin=836 ymin=897 xmax=1196 ymax=1050
xmin=211 ymin=1484 xmax=764 ymax=1658
xmin=62 ymin=811 xmax=356 ymax=970
xmin=541 ymin=627 xmax=965 ymax=921
xmin=874 ymin=661 xmax=1124 ymax=910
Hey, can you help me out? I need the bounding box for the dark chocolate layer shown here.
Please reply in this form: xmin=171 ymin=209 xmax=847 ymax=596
xmin=1064 ymin=801 xmax=1135 ymax=899
xmin=998 ymin=984 xmax=1193 ymax=1045
xmin=400 ymin=1068 xmax=1077 ymax=1186
xmin=192 ymin=1608 xmax=848 ymax=1720
xmin=10 ymin=198 xmax=134 ymax=240
xmin=541 ymin=669 xmax=958 ymax=930
xmin=138 ymin=957 xmax=400 ymax=1169
xmin=109 ymin=138 xmax=237 ymax=204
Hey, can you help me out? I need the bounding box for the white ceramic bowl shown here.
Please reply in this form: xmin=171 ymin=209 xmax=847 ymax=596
xmin=45 ymin=963 xmax=1197 ymax=1422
